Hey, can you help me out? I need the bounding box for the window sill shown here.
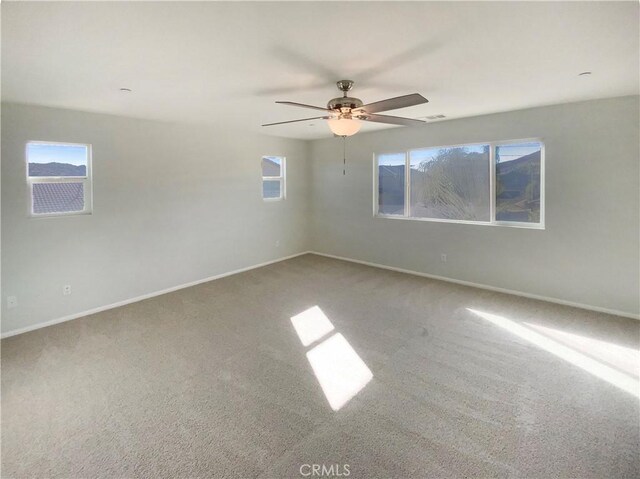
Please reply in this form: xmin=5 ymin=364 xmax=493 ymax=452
xmin=374 ymin=214 xmax=545 ymax=230
xmin=29 ymin=211 xmax=92 ymax=219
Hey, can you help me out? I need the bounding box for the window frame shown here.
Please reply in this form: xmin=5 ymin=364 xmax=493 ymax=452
xmin=372 ymin=150 xmax=408 ymax=217
xmin=261 ymin=155 xmax=286 ymax=201
xmin=26 ymin=140 xmax=93 ymax=218
xmin=373 ymin=138 xmax=545 ymax=229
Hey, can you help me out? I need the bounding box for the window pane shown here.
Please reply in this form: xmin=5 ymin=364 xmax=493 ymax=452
xmin=262 ymin=156 xmax=282 ymax=177
xmin=32 ymin=182 xmax=84 ymax=214
xmin=496 ymin=142 xmax=542 ymax=223
xmin=377 ymin=153 xmax=405 ymax=215
xmin=263 ymin=179 xmax=281 ymax=199
xmin=27 ymin=143 xmax=88 ymax=177
xmin=409 ymin=145 xmax=490 ymax=221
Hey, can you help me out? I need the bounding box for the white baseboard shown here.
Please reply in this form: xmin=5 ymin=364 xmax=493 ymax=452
xmin=309 ymin=251 xmax=640 ymax=320
xmin=4 ymin=249 xmax=637 ymax=339
xmin=1 ymin=251 xmax=312 ymax=339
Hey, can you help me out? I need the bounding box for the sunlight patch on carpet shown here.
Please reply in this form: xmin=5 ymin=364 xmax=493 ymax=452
xmin=306 ymin=333 xmax=373 ymax=411
xmin=291 ymin=305 xmax=335 ymax=346
xmin=468 ymin=308 xmax=639 ymax=398
xmin=291 ymin=305 xmax=373 ymax=410
xmin=524 ymin=322 xmax=639 ymax=379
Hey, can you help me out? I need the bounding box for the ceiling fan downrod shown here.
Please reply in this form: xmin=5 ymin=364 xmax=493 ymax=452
xmin=343 ymin=135 xmax=347 ymax=176
xmin=336 ymin=79 xmax=354 ymax=97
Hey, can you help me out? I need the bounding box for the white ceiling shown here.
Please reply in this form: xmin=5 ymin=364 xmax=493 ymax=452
xmin=2 ymin=1 xmax=638 ymax=140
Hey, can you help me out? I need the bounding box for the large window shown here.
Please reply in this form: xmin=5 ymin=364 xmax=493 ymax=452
xmin=262 ymin=156 xmax=285 ymax=200
xmin=375 ymin=140 xmax=544 ymax=227
xmin=27 ymin=141 xmax=92 ymax=216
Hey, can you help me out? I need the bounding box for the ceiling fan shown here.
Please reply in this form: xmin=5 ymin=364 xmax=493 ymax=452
xmin=262 ymin=80 xmax=429 ymax=136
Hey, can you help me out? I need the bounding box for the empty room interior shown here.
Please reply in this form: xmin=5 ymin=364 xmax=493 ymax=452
xmin=1 ymin=1 xmax=639 ymax=478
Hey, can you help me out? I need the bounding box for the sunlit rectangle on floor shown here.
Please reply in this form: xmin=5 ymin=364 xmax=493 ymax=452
xmin=291 ymin=305 xmax=335 ymax=346
xmin=306 ymin=333 xmax=373 ymax=410
xmin=525 ymin=322 xmax=640 ymax=379
xmin=468 ymin=308 xmax=640 ymax=398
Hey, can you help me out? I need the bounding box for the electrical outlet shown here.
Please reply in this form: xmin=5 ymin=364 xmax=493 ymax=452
xmin=440 ymin=254 xmax=447 ymax=262
xmin=7 ymin=296 xmax=17 ymax=309
xmin=63 ymin=285 xmax=72 ymax=296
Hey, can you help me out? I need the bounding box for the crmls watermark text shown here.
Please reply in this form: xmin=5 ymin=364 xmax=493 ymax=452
xmin=299 ymin=464 xmax=351 ymax=477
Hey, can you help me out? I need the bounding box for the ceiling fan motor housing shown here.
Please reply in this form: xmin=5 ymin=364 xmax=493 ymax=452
xmin=327 ymin=96 xmax=363 ymax=114
xmin=327 ymin=79 xmax=364 ymax=117
xmin=263 ymin=78 xmax=427 ymax=127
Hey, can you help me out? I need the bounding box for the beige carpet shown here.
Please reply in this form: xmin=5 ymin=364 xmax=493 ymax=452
xmin=2 ymin=254 xmax=639 ymax=478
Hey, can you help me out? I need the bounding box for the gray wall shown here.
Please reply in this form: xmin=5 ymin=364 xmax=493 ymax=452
xmin=309 ymin=96 xmax=640 ymax=317
xmin=1 ymin=103 xmax=310 ymax=334
xmin=3 ymin=97 xmax=638 ymax=335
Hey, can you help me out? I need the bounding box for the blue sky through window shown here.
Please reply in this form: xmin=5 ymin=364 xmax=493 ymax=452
xmin=27 ymin=143 xmax=87 ymax=166
xmin=263 ymin=156 xmax=281 ymax=166
xmin=378 ymin=153 xmax=405 ymax=166
xmin=410 ymin=145 xmax=488 ymax=169
xmin=496 ymin=143 xmax=541 ymax=163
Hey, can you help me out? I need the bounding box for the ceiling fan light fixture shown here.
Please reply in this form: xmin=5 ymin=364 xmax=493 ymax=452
xmin=263 ymin=81 xmax=429 ymax=133
xmin=327 ymin=118 xmax=361 ymax=137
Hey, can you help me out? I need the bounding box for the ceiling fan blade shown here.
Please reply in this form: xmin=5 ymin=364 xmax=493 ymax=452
xmin=358 ymin=113 xmax=426 ymax=127
xmin=275 ymin=101 xmax=331 ymax=112
xmin=262 ymin=116 xmax=329 ymax=127
xmin=354 ymin=93 xmax=428 ymax=114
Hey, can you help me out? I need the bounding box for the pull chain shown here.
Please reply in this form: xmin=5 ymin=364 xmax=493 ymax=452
xmin=342 ymin=135 xmax=346 ymax=175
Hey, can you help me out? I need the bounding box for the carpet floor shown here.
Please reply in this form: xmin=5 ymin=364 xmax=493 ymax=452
xmin=2 ymin=253 xmax=639 ymax=478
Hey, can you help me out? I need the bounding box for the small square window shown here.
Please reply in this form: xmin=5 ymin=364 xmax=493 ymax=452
xmin=27 ymin=142 xmax=92 ymax=216
xmin=262 ymin=156 xmax=282 ymax=177
xmin=262 ymin=156 xmax=285 ymax=200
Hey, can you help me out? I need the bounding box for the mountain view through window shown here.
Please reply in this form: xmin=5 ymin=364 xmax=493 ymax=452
xmin=27 ymin=142 xmax=90 ymax=215
xmin=496 ymin=143 xmax=542 ymax=223
xmin=376 ymin=140 xmax=543 ymax=227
